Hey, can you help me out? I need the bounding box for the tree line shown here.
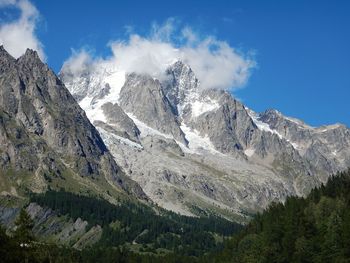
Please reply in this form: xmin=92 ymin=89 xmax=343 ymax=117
xmin=2 ymin=170 xmax=349 ymax=262
xmin=29 ymin=189 xmax=241 ymax=257
xmin=206 ymin=169 xmax=350 ymax=262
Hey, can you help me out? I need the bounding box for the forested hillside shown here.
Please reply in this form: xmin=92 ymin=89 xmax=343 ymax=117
xmin=207 ymin=169 xmax=350 ymax=263
xmin=1 ymin=190 xmax=242 ymax=262
xmin=1 ymin=170 xmax=349 ymax=262
xmin=29 ymin=190 xmax=241 ymax=256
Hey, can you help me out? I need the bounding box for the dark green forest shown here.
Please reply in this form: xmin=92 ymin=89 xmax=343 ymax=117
xmin=30 ymin=189 xmax=241 ymax=256
xmin=1 ymin=189 xmax=241 ymax=262
xmin=1 ymin=170 xmax=350 ymax=262
xmin=206 ymin=169 xmax=350 ymax=263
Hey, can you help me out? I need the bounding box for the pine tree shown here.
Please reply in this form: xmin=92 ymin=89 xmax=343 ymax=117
xmin=13 ymin=208 xmax=34 ymax=244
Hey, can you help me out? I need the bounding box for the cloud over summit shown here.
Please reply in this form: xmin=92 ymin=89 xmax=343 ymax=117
xmin=0 ymin=0 xmax=45 ymax=60
xmin=62 ymin=20 xmax=255 ymax=90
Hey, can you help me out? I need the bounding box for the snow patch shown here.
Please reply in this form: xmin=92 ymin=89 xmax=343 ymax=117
xmin=290 ymin=142 xmax=301 ymax=150
xmin=97 ymin=126 xmax=143 ymax=149
xmin=177 ymin=87 xmax=197 ymax=117
xmin=127 ymin=113 xmax=174 ymax=140
xmin=191 ymin=99 xmax=220 ymax=118
xmin=180 ymin=124 xmax=222 ymax=155
xmin=247 ymin=110 xmax=283 ymax=139
xmin=76 ymin=70 xmax=126 ymax=125
xmin=79 ymin=97 xmax=107 ymax=122
xmin=103 ymin=71 xmax=126 ymax=104
xmin=244 ymin=148 xmax=255 ymax=157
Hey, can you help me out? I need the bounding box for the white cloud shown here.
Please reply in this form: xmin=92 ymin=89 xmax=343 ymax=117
xmin=62 ymin=19 xmax=255 ymax=90
xmin=61 ymin=49 xmax=93 ymax=77
xmin=0 ymin=0 xmax=45 ymax=60
xmin=109 ymin=35 xmax=179 ymax=80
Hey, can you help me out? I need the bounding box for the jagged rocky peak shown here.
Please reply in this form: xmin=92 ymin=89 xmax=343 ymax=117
xmin=166 ymin=60 xmax=197 ymax=86
xmin=0 ymin=46 xmax=17 ymax=77
xmin=259 ymin=108 xmax=349 ymax=141
xmin=0 ymin=45 xmax=15 ymax=61
xmin=0 ymin=45 xmax=13 ymax=57
xmin=163 ymin=61 xmax=199 ymax=112
xmin=119 ymin=73 xmax=188 ymax=145
xmin=97 ymin=102 xmax=141 ymax=143
xmin=258 ymin=107 xmax=350 ymax=173
xmin=0 ymin=46 xmax=146 ymax=199
xmin=260 ymin=109 xmax=312 ymax=130
xmin=259 ymin=109 xmax=283 ymax=122
xmin=0 ymin=45 xmax=6 ymax=52
xmin=19 ymin=48 xmax=41 ymax=62
xmin=17 ymin=49 xmax=52 ymax=79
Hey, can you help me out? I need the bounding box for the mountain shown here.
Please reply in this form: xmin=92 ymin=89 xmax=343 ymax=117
xmin=0 ymin=46 xmax=145 ymax=200
xmin=0 ymin=44 xmax=348 ymax=261
xmin=259 ymin=109 xmax=350 ymax=173
xmin=0 ymin=47 xmax=242 ymax=256
xmin=60 ymin=59 xmax=350 ymax=221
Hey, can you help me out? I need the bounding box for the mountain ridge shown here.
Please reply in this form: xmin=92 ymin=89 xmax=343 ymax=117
xmin=0 ymin=46 xmax=146 ymax=201
xmin=60 ymin=58 xmax=350 ymax=220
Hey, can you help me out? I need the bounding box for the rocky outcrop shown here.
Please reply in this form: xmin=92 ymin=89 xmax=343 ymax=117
xmin=98 ymin=102 xmax=140 ymax=143
xmin=119 ymin=73 xmax=188 ymax=145
xmin=0 ymin=201 xmax=102 ymax=249
xmin=163 ymin=61 xmax=199 ymax=117
xmin=260 ymin=109 xmax=350 ymax=174
xmin=189 ymin=90 xmax=251 ymax=156
xmin=0 ymin=46 xmax=145 ymax=199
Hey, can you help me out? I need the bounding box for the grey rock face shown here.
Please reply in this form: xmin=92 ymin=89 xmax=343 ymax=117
xmin=100 ymin=102 xmax=140 ymax=143
xmin=141 ymin=135 xmax=184 ymax=157
xmin=0 ymin=46 xmax=145 ymax=199
xmin=190 ymin=90 xmax=251 ymax=156
xmin=0 ymin=201 xmax=102 ymax=248
xmin=119 ymin=73 xmax=188 ymax=145
xmin=260 ymin=109 xmax=350 ymax=174
xmin=163 ymin=63 xmax=284 ymax=159
xmin=163 ymin=61 xmax=199 ymax=116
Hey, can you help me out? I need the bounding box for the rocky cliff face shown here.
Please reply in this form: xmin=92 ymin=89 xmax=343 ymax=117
xmin=0 ymin=200 xmax=102 ymax=249
xmin=0 ymin=46 xmax=145 ymax=199
xmin=259 ymin=109 xmax=350 ymax=174
xmin=119 ymin=73 xmax=187 ymax=145
xmin=60 ymin=58 xmax=349 ymax=221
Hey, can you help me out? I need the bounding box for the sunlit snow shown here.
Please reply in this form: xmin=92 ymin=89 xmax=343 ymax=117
xmin=77 ymin=70 xmax=126 ymax=124
xmin=244 ymin=148 xmax=255 ymax=157
xmin=247 ymin=109 xmax=283 ymax=139
xmin=97 ymin=126 xmax=143 ymax=149
xmin=180 ymin=124 xmax=222 ymax=155
xmin=191 ymin=99 xmax=220 ymax=118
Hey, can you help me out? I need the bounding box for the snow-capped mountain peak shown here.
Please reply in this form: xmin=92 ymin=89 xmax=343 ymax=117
xmin=60 ymin=59 xmax=350 ymax=220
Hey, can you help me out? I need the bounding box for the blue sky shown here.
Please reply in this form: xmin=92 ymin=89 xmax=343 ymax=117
xmin=1 ymin=0 xmax=349 ymax=127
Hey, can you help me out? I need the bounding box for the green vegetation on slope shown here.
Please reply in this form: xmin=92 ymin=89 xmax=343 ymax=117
xmin=0 ymin=224 xmax=196 ymax=263
xmin=29 ymin=190 xmax=242 ymax=257
xmin=2 ymin=170 xmax=350 ymax=262
xmin=207 ymin=169 xmax=350 ymax=263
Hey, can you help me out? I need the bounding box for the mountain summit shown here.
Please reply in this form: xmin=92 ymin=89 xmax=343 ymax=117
xmin=61 ymin=58 xmax=350 ymax=220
